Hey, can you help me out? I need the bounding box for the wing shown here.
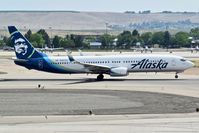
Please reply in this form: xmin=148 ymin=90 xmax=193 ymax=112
xmin=68 ymin=55 xmax=110 ymax=73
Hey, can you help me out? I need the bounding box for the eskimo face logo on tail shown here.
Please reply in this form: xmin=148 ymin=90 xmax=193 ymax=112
xmin=131 ymin=59 xmax=168 ymax=70
xmin=14 ymin=38 xmax=28 ymax=55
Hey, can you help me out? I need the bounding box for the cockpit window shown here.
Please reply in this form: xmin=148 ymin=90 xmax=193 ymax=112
xmin=180 ymin=59 xmax=186 ymax=62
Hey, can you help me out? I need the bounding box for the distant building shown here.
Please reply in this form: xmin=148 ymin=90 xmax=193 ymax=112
xmin=139 ymin=10 xmax=151 ymax=14
xmin=154 ymin=44 xmax=160 ymax=48
xmin=113 ymin=38 xmax=118 ymax=46
xmin=90 ymin=42 xmax=102 ymax=49
xmin=136 ymin=42 xmax=141 ymax=46
xmin=124 ymin=11 xmax=135 ymax=14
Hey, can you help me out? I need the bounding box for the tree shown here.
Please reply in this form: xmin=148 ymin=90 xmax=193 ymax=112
xmin=52 ymin=35 xmax=62 ymax=48
xmin=25 ymin=29 xmax=32 ymax=40
xmin=132 ymin=29 xmax=139 ymax=37
xmin=170 ymin=36 xmax=178 ymax=48
xmin=175 ymin=32 xmax=189 ymax=47
xmin=3 ymin=36 xmax=12 ymax=47
xmin=132 ymin=30 xmax=140 ymax=47
xmin=70 ymin=34 xmax=75 ymax=41
xmin=60 ymin=39 xmax=75 ymax=49
xmin=73 ymin=35 xmax=84 ymax=48
xmin=141 ymin=32 xmax=152 ymax=46
xmin=66 ymin=34 xmax=85 ymax=48
xmin=151 ymin=31 xmax=165 ymax=47
xmin=117 ymin=31 xmax=133 ymax=48
xmin=37 ymin=29 xmax=50 ymax=46
xmin=29 ymin=33 xmax=45 ymax=48
xmin=100 ymin=34 xmax=114 ymax=49
xmin=0 ymin=40 xmax=4 ymax=47
xmin=163 ymin=31 xmax=171 ymax=48
xmin=190 ymin=28 xmax=199 ymax=39
xmin=83 ymin=36 xmax=96 ymax=43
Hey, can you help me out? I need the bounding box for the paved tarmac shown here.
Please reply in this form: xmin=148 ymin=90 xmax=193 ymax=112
xmin=1 ymin=89 xmax=199 ymax=116
xmin=1 ymin=114 xmax=199 ymax=133
xmin=1 ymin=57 xmax=199 ymax=116
xmin=1 ymin=52 xmax=199 ymax=132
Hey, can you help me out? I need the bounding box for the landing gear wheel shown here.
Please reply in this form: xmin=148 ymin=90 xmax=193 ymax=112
xmin=175 ymin=74 xmax=178 ymax=79
xmin=97 ymin=74 xmax=104 ymax=81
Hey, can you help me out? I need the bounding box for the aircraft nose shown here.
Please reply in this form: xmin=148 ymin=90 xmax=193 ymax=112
xmin=188 ymin=61 xmax=195 ymax=68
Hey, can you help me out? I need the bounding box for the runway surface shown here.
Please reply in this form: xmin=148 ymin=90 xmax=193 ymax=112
xmin=1 ymin=89 xmax=199 ymax=116
xmin=1 ymin=53 xmax=199 ymax=132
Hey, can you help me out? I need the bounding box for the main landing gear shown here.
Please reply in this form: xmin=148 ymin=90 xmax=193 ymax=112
xmin=97 ymin=74 xmax=104 ymax=81
xmin=175 ymin=73 xmax=179 ymax=79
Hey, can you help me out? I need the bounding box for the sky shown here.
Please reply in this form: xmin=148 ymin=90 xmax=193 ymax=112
xmin=0 ymin=0 xmax=199 ymax=12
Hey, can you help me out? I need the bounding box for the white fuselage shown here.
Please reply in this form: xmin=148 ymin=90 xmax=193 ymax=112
xmin=44 ymin=54 xmax=194 ymax=75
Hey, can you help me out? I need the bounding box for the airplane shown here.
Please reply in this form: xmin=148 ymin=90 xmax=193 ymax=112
xmin=190 ymin=46 xmax=199 ymax=53
xmin=37 ymin=45 xmax=64 ymax=53
xmin=2 ymin=46 xmax=14 ymax=51
xmin=131 ymin=46 xmax=153 ymax=53
xmin=140 ymin=46 xmax=153 ymax=53
xmin=8 ymin=26 xmax=194 ymax=80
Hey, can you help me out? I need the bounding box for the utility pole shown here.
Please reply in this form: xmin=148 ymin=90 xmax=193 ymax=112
xmin=105 ymin=23 xmax=108 ymax=34
xmin=3 ymin=26 xmax=6 ymax=37
xmin=49 ymin=27 xmax=52 ymax=47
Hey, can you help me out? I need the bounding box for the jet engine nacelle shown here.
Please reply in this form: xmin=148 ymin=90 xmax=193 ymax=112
xmin=110 ymin=67 xmax=128 ymax=77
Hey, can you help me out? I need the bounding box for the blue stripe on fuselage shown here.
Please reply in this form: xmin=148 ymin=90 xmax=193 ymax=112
xmin=22 ymin=57 xmax=79 ymax=74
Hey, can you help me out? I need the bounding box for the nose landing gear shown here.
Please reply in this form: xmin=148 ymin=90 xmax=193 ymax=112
xmin=175 ymin=73 xmax=178 ymax=79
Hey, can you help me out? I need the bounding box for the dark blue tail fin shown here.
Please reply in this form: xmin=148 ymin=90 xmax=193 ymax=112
xmin=8 ymin=26 xmax=45 ymax=59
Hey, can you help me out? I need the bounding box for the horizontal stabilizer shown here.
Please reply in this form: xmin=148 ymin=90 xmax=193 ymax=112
xmin=11 ymin=57 xmax=28 ymax=62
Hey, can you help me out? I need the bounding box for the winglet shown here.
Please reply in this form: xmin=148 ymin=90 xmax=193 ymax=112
xmin=68 ymin=55 xmax=75 ymax=62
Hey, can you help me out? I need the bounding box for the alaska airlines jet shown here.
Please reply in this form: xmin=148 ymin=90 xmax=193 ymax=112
xmin=8 ymin=26 xmax=194 ymax=80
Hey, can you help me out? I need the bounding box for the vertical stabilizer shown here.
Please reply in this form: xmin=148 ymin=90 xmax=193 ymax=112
xmin=8 ymin=26 xmax=44 ymax=59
